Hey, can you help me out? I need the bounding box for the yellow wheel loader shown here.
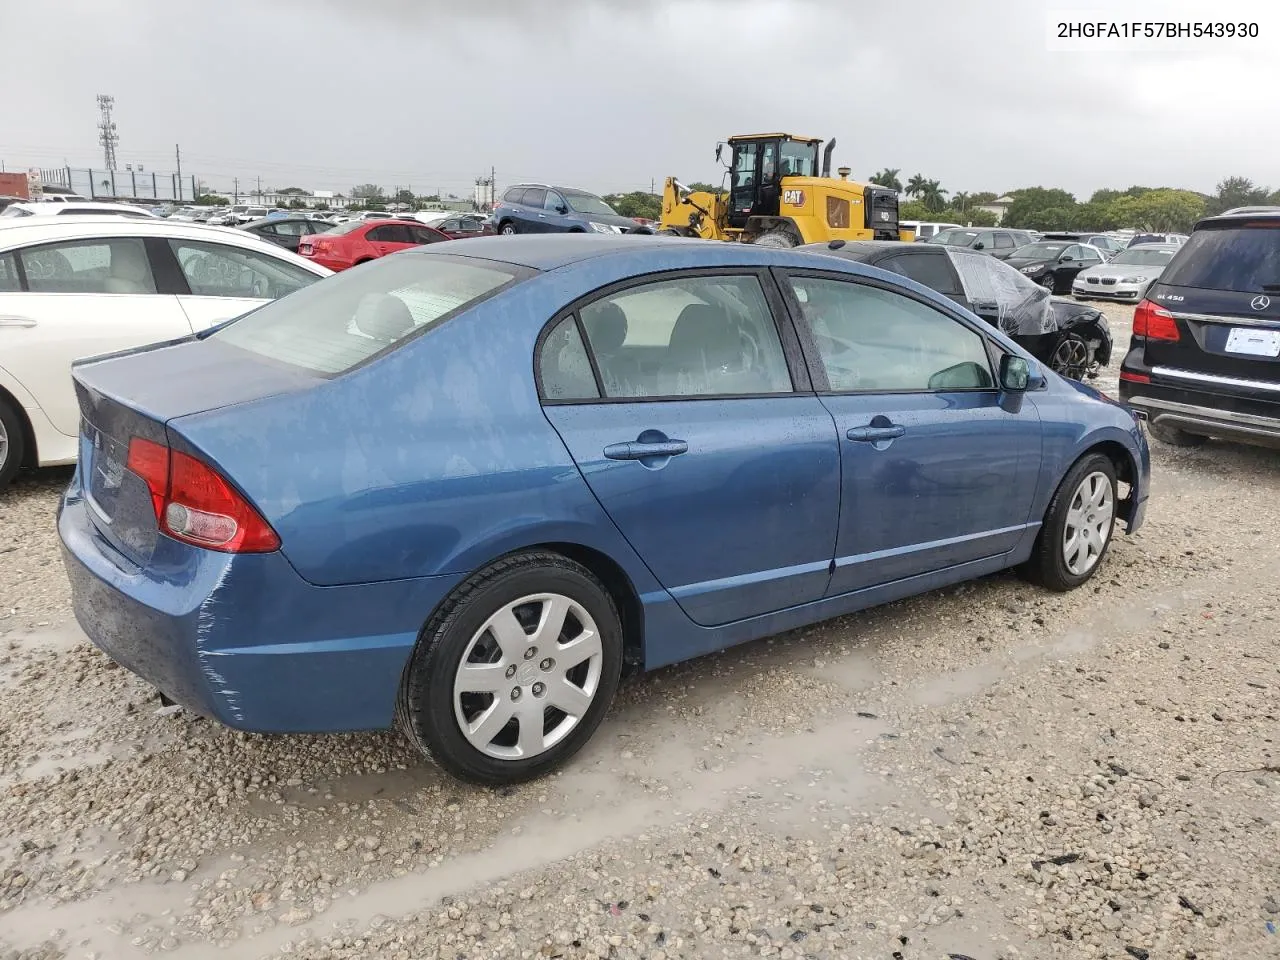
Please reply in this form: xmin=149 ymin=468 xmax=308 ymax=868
xmin=658 ymin=134 xmax=914 ymax=246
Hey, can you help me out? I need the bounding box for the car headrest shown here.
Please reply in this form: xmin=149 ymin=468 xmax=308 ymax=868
xmin=357 ymin=295 xmax=415 ymax=342
xmin=109 ymin=243 xmax=149 ymax=283
xmin=669 ymin=303 xmax=737 ymax=368
xmin=582 ymin=301 xmax=628 ymax=353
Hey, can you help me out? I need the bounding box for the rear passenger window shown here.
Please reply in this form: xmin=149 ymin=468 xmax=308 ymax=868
xmin=539 ymin=317 xmax=599 ymax=400
xmin=788 ymin=277 xmax=993 ymax=392
xmin=576 ymin=275 xmax=792 ymax=399
xmin=877 ymin=253 xmax=961 ymax=296
xmin=0 ymin=252 xmax=20 ymax=291
xmin=18 ymin=238 xmax=157 ymax=295
xmin=520 ymin=188 xmax=547 ymax=207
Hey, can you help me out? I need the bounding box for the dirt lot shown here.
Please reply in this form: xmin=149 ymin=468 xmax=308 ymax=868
xmin=2 ymin=302 xmax=1279 ymax=960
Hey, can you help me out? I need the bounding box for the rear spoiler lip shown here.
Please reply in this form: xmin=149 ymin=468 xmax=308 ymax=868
xmin=71 ymin=332 xmax=199 ymax=372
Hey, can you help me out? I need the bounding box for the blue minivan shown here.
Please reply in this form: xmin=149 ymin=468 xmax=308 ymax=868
xmin=491 ymin=184 xmax=646 ymax=236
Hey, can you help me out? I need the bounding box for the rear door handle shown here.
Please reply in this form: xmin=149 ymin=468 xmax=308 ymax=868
xmin=604 ymin=439 xmax=689 ymax=460
xmin=0 ymin=316 xmax=36 ymax=328
xmin=847 ymin=424 xmax=905 ymax=442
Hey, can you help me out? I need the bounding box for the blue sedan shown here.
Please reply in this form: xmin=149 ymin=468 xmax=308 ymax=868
xmin=58 ymin=235 xmax=1150 ymax=784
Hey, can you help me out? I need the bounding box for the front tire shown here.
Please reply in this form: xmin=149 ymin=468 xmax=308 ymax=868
xmin=1039 ymin=273 xmax=1056 ymax=292
xmin=1021 ymin=453 xmax=1117 ymax=592
xmin=499 ymin=221 xmax=517 ymax=236
xmin=751 ymin=229 xmax=798 ymax=249
xmin=0 ymin=398 xmax=25 ymax=491
xmin=1049 ymin=332 xmax=1092 ymax=381
xmin=397 ymin=551 xmax=623 ymax=785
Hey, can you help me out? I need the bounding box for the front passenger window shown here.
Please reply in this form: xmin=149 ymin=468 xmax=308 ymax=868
xmin=167 ymin=239 xmax=317 ymax=299
xmin=788 ymin=277 xmax=994 ymax=392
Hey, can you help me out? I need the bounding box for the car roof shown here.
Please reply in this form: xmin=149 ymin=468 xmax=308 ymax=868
xmin=3 ymin=200 xmax=157 ymax=216
xmin=411 ymin=234 xmax=925 ymax=274
xmin=1194 ymin=210 xmax=1280 ymax=229
xmin=0 ymin=216 xmax=331 ymax=273
xmin=800 ymin=240 xmax=936 ymax=260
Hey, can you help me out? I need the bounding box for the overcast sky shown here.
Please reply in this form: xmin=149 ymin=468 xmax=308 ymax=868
xmin=2 ymin=0 xmax=1276 ymax=200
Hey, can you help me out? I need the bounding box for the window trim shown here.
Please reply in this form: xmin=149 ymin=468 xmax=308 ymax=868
xmin=770 ymin=267 xmax=1001 ymax=396
xmin=533 ymin=266 xmax=813 ymax=405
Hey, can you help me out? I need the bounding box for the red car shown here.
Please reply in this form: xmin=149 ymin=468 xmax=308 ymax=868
xmin=298 ymin=219 xmax=450 ymax=271
xmin=431 ymin=214 xmax=497 ymax=240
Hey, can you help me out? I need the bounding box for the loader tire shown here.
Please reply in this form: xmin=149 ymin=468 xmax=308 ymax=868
xmin=752 ymin=230 xmax=798 ymax=249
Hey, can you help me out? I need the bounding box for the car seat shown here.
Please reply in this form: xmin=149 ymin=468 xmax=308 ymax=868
xmin=104 ymin=244 xmax=152 ymax=294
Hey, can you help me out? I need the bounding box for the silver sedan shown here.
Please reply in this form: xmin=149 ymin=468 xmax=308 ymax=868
xmin=1071 ymin=242 xmax=1180 ymax=302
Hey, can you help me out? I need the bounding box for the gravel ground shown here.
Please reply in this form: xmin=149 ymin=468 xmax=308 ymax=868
xmin=3 ymin=302 xmax=1279 ymax=960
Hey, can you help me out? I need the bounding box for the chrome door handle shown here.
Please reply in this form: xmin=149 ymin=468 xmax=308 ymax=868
xmin=603 ymin=439 xmax=689 ymax=460
xmin=0 ymin=316 xmax=36 ymax=328
xmin=847 ymin=424 xmax=905 ymax=442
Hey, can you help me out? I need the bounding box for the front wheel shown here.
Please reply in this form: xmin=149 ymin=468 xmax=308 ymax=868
xmin=397 ymin=551 xmax=623 ymax=785
xmin=0 ymin=397 xmax=25 ymax=491
xmin=1021 ymin=453 xmax=1117 ymax=592
xmin=1039 ymin=273 xmax=1056 ymax=292
xmin=751 ymin=230 xmax=798 ymax=249
xmin=499 ymin=221 xmax=517 ymax=236
xmin=1049 ymin=332 xmax=1092 ymax=381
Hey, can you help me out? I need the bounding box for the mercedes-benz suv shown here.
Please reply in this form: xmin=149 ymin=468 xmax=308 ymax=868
xmin=1118 ymin=210 xmax=1280 ymax=447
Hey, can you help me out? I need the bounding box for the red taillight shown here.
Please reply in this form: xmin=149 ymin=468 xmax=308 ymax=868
xmin=1132 ymin=298 xmax=1180 ymax=341
xmin=125 ymin=437 xmax=280 ymax=553
xmin=1119 ymin=370 xmax=1151 ymax=384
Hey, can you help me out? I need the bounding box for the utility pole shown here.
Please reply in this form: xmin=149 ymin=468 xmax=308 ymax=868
xmin=233 ymin=177 xmax=240 ymax=203
xmin=174 ymin=145 xmax=182 ymax=201
xmin=256 ymin=175 xmax=261 ymax=200
xmin=96 ymin=94 xmax=119 ymax=170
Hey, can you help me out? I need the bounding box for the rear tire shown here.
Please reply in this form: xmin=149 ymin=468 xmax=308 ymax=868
xmin=1021 ymin=453 xmax=1117 ymax=592
xmin=1149 ymin=422 xmax=1207 ymax=447
xmin=499 ymin=221 xmax=517 ymax=236
xmin=752 ymin=230 xmax=798 ymax=249
xmin=397 ymin=551 xmax=623 ymax=786
xmin=0 ymin=397 xmax=24 ymax=491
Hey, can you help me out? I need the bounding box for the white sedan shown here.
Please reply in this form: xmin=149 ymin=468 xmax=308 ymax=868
xmin=0 ymin=201 xmax=159 ymax=220
xmin=0 ymin=217 xmax=331 ymax=489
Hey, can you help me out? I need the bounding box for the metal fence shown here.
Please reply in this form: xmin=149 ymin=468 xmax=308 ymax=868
xmin=39 ymin=167 xmax=198 ymax=203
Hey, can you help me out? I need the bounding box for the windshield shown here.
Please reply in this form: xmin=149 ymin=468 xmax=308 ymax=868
xmin=1111 ymin=248 xmax=1176 ymax=266
xmin=215 ymin=255 xmax=520 ymax=374
xmin=231 ymin=205 xmax=249 ymax=213
xmin=779 ymin=139 xmax=819 ymax=177
xmin=1160 ymin=224 xmax=1280 ymax=291
xmin=563 ymin=192 xmax=617 ymax=216
xmin=1012 ymin=242 xmax=1068 ymax=259
xmin=927 ymin=229 xmax=980 ymax=247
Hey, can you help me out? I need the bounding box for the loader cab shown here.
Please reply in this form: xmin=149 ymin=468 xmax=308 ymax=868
xmin=725 ymin=134 xmax=821 ymax=229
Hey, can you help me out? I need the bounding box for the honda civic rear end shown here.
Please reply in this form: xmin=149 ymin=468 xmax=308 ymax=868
xmin=1118 ymin=212 xmax=1280 ymax=447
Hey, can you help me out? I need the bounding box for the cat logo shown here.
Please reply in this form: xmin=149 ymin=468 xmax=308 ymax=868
xmin=782 ymin=189 xmax=805 ymax=206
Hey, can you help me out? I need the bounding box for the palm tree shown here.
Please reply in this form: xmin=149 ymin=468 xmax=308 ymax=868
xmin=906 ymin=173 xmax=928 ymax=198
xmin=952 ymin=191 xmax=971 ymax=212
xmin=920 ymin=180 xmax=949 ymax=212
xmin=869 ymin=168 xmax=903 ymax=192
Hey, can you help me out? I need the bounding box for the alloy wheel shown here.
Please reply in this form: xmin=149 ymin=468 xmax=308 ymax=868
xmin=1051 ymin=335 xmax=1091 ymax=380
xmin=453 ymin=593 xmax=603 ymax=760
xmin=0 ymin=417 xmax=7 ymax=472
xmin=1062 ymin=471 xmax=1114 ymax=576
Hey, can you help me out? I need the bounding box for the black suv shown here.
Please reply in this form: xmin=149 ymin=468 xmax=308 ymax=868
xmin=1119 ymin=210 xmax=1280 ymax=447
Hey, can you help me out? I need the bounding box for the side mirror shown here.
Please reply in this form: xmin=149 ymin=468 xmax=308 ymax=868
xmin=556 ymin=205 xmax=568 ymax=215
xmin=1000 ymin=355 xmax=1031 ymax=391
xmin=972 ymin=241 xmax=984 ymax=250
xmin=715 ymin=143 xmax=723 ymax=163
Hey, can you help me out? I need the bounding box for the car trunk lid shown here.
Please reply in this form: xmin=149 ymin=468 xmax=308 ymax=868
xmin=73 ymin=337 xmax=318 ymax=567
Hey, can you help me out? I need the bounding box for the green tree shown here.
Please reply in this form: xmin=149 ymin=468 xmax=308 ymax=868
xmin=277 ymin=186 xmax=308 ymax=196
xmin=920 ymin=179 xmax=948 ymax=212
xmin=1109 ymin=189 xmax=1206 ymax=232
xmin=899 ymin=200 xmax=931 ymax=221
xmin=906 ymin=173 xmax=927 ymax=198
xmin=687 ymin=181 xmax=721 ymax=194
xmin=286 ymin=198 xmax=307 ymax=209
xmin=393 ymin=189 xmax=415 ymax=206
xmin=869 ymin=168 xmax=903 ymax=192
xmin=352 ymin=183 xmax=385 ymax=200
xmin=1205 ymin=175 xmax=1271 ymax=215
xmin=969 ymin=191 xmax=999 ymax=204
xmin=1000 ymin=187 xmax=1079 ymax=229
xmin=604 ymin=191 xmax=661 ymax=220
xmin=194 ymin=194 xmax=227 ymax=206
xmin=951 ymin=191 xmax=971 ymax=212
xmin=940 ymin=206 xmax=998 ymax=227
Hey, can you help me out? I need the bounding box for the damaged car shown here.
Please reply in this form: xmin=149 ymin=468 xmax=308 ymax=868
xmin=809 ymin=240 xmax=1112 ymax=380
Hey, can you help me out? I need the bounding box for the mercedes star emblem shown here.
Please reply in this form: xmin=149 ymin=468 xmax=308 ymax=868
xmin=1251 ymin=295 xmax=1271 ymax=310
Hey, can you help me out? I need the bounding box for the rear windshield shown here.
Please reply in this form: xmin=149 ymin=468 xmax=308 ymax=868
xmin=213 ymin=254 xmax=521 ymax=374
xmin=1111 ymin=247 xmax=1176 ymax=266
xmin=1160 ymin=224 xmax=1280 ymax=291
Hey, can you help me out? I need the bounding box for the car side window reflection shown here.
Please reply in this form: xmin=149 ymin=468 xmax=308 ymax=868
xmin=538 ymin=317 xmax=600 ymax=401
xmin=789 ymin=277 xmax=994 ymax=392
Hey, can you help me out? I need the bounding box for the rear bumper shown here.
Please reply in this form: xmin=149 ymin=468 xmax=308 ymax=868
xmin=58 ymin=481 xmax=460 ymax=733
xmin=1119 ymin=376 xmax=1280 ymax=447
